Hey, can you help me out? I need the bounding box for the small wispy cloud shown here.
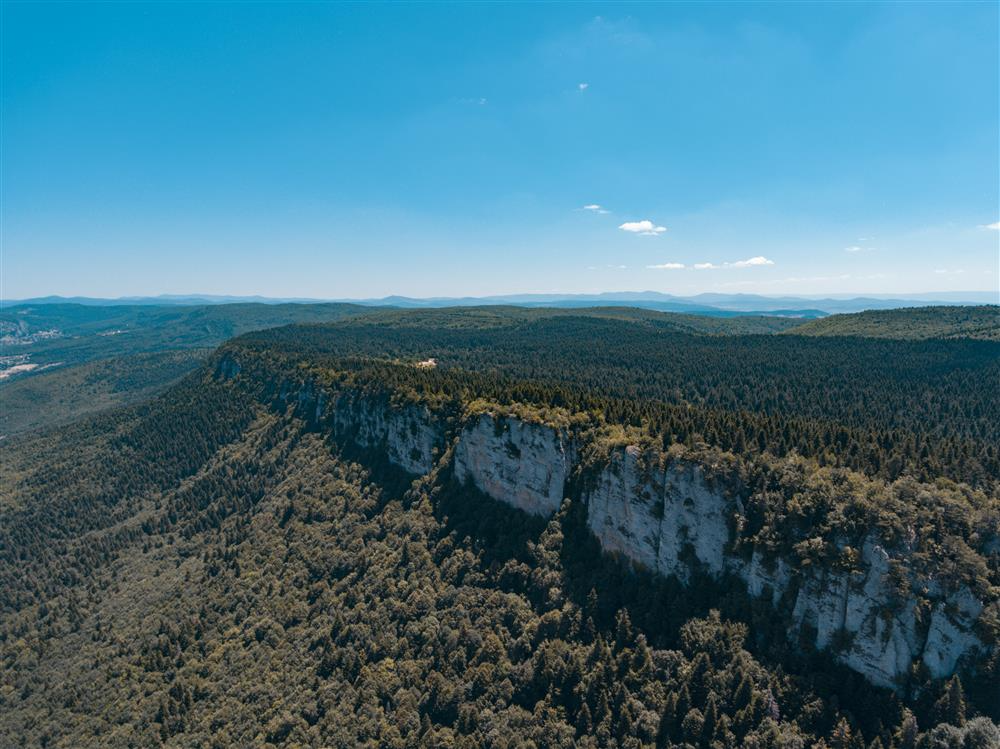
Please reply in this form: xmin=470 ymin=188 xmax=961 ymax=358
xmin=619 ymin=219 xmax=666 ymax=236
xmin=693 ymin=256 xmax=774 ymax=270
xmin=645 ymin=256 xmax=776 ymax=272
xmin=933 ymin=268 xmax=965 ymax=275
xmin=980 ymin=221 xmax=1000 ymax=230
xmin=730 ymin=256 xmax=774 ymax=268
xmin=578 ymin=83 xmax=589 ymax=91
xmin=582 ymin=204 xmax=610 ymax=214
xmin=845 ymin=237 xmax=876 ymax=253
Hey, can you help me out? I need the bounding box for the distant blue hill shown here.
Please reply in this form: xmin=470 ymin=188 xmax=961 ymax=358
xmin=6 ymin=290 xmax=995 ymax=316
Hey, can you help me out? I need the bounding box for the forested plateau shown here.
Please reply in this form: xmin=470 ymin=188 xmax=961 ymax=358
xmin=1 ymin=308 xmax=998 ymax=748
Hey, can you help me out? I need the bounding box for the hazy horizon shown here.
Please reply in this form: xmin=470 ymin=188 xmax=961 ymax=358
xmin=7 ymin=289 xmax=999 ymax=305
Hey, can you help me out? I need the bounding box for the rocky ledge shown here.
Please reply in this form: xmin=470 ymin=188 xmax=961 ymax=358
xmin=448 ymin=412 xmax=994 ymax=691
xmin=216 ymin=356 xmax=995 ymax=691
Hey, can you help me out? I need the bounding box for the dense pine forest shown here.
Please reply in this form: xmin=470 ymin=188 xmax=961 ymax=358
xmin=0 ymin=303 xmax=813 ymax=438
xmin=788 ymin=307 xmax=1000 ymax=341
xmin=238 ymin=309 xmax=1000 ymax=490
xmin=1 ymin=306 xmax=998 ymax=748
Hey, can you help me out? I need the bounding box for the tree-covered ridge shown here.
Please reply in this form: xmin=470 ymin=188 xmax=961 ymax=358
xmin=1 ymin=373 xmax=996 ymax=748
xmin=0 ymin=349 xmax=207 ymax=436
xmin=0 ymin=303 xmax=797 ymax=440
xmin=339 ymin=305 xmax=806 ymax=335
xmin=226 ymin=351 xmax=1000 ymax=623
xmin=3 ymin=306 xmax=999 ymax=747
xmin=230 ymin=311 xmax=1000 ymax=490
xmin=0 ymin=301 xmax=371 ymax=369
xmin=786 ymin=306 xmax=1000 ymax=341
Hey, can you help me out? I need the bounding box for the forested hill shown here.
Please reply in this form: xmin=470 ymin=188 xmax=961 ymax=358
xmin=786 ymin=305 xmax=1000 ymax=340
xmin=0 ymin=301 xmax=372 ymax=368
xmin=2 ymin=306 xmax=998 ymax=747
xmin=0 ymin=302 xmax=375 ymax=436
xmin=0 ymin=303 xmax=800 ymax=437
xmin=322 ymin=305 xmax=806 ymax=335
xmin=237 ymin=309 xmax=1000 ymax=490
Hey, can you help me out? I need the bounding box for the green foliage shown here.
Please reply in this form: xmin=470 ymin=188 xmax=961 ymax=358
xmin=786 ymin=305 xmax=1000 ymax=341
xmin=232 ymin=309 xmax=1000 ymax=489
xmin=0 ymin=349 xmax=206 ymax=436
xmin=0 ymin=301 xmax=370 ymax=438
xmin=3 ymin=408 xmax=976 ymax=748
xmin=0 ymin=302 xmax=371 ymax=368
xmin=1 ymin=305 xmax=998 ymax=747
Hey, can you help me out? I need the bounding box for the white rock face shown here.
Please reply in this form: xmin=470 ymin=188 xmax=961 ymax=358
xmin=330 ymin=395 xmax=441 ymax=474
xmin=582 ymin=443 xmax=988 ymax=690
xmin=585 ymin=445 xmax=730 ymax=579
xmin=922 ymin=590 xmax=985 ymax=679
xmin=736 ymin=551 xmax=791 ymax=605
xmin=785 ymin=540 xmax=925 ymax=688
xmin=453 ymin=413 xmax=572 ymax=516
xmin=266 ymin=379 xmax=996 ymax=691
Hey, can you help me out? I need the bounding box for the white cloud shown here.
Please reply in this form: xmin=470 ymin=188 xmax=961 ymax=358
xmin=619 ymin=219 xmax=666 ymax=235
xmin=980 ymin=221 xmax=1000 ymax=230
xmin=730 ymin=256 xmax=774 ymax=268
xmin=582 ymin=204 xmax=610 ymax=214
xmin=844 ymin=246 xmax=864 ymax=253
xmin=934 ymin=268 xmax=965 ymax=275
xmin=647 ymin=262 xmax=685 ymax=270
xmin=578 ymin=82 xmax=589 ymax=91
xmin=692 ymin=256 xmax=774 ymax=270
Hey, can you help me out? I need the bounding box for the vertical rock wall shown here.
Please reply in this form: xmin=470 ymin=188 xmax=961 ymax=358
xmin=584 ymin=445 xmax=731 ymax=580
xmin=581 ymin=444 xmax=989 ymax=689
xmin=330 ymin=394 xmax=442 ymax=475
xmin=453 ymin=413 xmax=573 ymax=517
xmin=218 ymin=356 xmax=991 ymax=693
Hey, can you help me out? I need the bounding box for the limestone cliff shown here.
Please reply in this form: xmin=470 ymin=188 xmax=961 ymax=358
xmin=582 ymin=442 xmax=990 ymax=690
xmin=450 ymin=411 xmax=991 ymax=690
xmin=215 ymin=353 xmax=993 ymax=692
xmin=585 ymin=445 xmax=731 ymax=580
xmin=453 ymin=412 xmax=573 ymax=517
xmin=328 ymin=393 xmax=441 ymax=475
xmin=218 ymin=353 xmax=444 ymax=476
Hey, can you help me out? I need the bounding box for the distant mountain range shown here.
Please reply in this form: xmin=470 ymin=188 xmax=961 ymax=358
xmin=6 ymin=290 xmax=997 ymax=317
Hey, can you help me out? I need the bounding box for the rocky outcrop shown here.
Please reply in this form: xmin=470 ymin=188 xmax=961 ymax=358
xmin=786 ymin=540 xmax=925 ymax=688
xmin=330 ymin=394 xmax=442 ymax=475
xmin=453 ymin=413 xmax=573 ymax=517
xmin=922 ymin=590 xmax=985 ymax=679
xmin=737 ymin=550 xmax=792 ymax=605
xmin=581 ymin=444 xmax=990 ymax=690
xmin=585 ymin=445 xmax=731 ymax=580
xmin=272 ymin=375 xmax=442 ymax=475
xmin=213 ymin=359 xmax=993 ymax=691
xmin=216 ymin=354 xmax=242 ymax=380
xmin=447 ymin=411 xmax=990 ymax=689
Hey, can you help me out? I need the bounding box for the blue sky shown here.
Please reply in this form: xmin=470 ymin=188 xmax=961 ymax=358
xmin=3 ymin=1 xmax=998 ymax=299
